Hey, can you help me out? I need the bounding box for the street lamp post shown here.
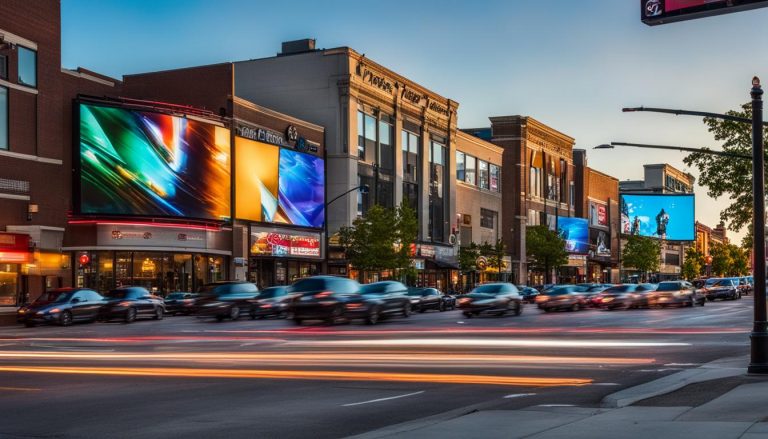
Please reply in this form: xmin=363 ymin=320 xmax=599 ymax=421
xmin=594 ymin=78 xmax=768 ymax=373
xmin=748 ymin=78 xmax=768 ymax=374
xmin=324 ymin=184 xmax=369 ymax=274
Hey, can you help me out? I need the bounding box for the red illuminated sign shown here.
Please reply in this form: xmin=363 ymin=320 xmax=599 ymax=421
xmin=0 ymin=233 xmax=30 ymax=263
xmin=79 ymin=254 xmax=90 ymax=265
xmin=642 ymin=0 xmax=768 ymax=25
xmin=251 ymin=230 xmax=321 ymax=258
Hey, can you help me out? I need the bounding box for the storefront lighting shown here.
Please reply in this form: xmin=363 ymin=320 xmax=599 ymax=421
xmin=67 ymin=220 xmax=221 ymax=232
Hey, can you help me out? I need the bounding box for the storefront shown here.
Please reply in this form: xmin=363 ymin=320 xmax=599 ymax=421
xmin=0 ymin=233 xmax=31 ymax=306
xmin=587 ymin=227 xmax=612 ymax=283
xmin=65 ymin=223 xmax=230 ymax=295
xmin=248 ymin=225 xmax=323 ymax=287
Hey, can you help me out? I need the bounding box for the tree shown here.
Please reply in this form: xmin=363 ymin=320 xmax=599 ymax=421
xmin=481 ymin=239 xmax=507 ymax=280
xmin=622 ymin=235 xmax=660 ymax=281
xmin=338 ymin=202 xmax=418 ymax=281
xmin=682 ymin=247 xmax=704 ymax=281
xmin=683 ymin=103 xmax=768 ymax=240
xmin=458 ymin=242 xmax=481 ymax=290
xmin=729 ymin=244 xmax=750 ymax=276
xmin=710 ymin=242 xmax=733 ymax=277
xmin=526 ymin=226 xmax=568 ymax=284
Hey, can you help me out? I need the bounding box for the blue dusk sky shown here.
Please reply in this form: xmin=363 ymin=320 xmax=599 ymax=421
xmin=62 ymin=1 xmax=768 ymax=243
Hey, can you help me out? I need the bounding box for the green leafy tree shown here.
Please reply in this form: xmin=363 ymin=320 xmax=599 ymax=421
xmin=526 ymin=226 xmax=568 ymax=284
xmin=729 ymin=244 xmax=750 ymax=276
xmin=710 ymin=242 xmax=733 ymax=277
xmin=338 ymin=203 xmax=418 ymax=282
xmin=622 ymin=235 xmax=660 ymax=281
xmin=682 ymin=247 xmax=704 ymax=281
xmin=683 ymin=103 xmax=768 ymax=242
xmin=480 ymin=239 xmax=508 ymax=280
xmin=458 ymin=242 xmax=481 ymax=289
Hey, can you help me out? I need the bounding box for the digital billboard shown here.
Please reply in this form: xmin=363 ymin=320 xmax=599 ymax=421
xmin=250 ymin=227 xmax=321 ymax=258
xmin=642 ymin=0 xmax=768 ymax=25
xmin=235 ymin=137 xmax=325 ymax=228
xmin=557 ymin=217 xmax=589 ymax=254
xmin=620 ymin=194 xmax=695 ymax=241
xmin=589 ymin=202 xmax=608 ymax=228
xmin=589 ymin=228 xmax=611 ymax=259
xmin=78 ymin=102 xmax=231 ymax=221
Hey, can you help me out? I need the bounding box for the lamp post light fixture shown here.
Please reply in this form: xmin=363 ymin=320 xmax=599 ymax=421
xmin=595 ymin=78 xmax=768 ymax=373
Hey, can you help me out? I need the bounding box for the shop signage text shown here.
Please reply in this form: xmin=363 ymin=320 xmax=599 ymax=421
xmin=97 ymin=225 xmax=208 ymax=249
xmin=362 ymin=68 xmax=394 ymax=94
xmin=251 ymin=229 xmax=321 ymax=258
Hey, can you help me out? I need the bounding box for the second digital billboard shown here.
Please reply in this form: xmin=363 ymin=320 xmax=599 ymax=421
xmin=557 ymin=216 xmax=589 ymax=254
xmin=235 ymin=137 xmax=325 ymax=228
xmin=620 ymin=194 xmax=695 ymax=241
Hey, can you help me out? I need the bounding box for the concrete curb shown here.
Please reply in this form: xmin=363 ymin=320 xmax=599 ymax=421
xmin=600 ymin=355 xmax=748 ymax=408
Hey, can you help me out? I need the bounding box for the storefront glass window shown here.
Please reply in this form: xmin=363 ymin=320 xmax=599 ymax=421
xmin=208 ymin=256 xmax=225 ymax=283
xmin=167 ymin=254 xmax=193 ymax=293
xmin=115 ymin=252 xmax=132 ymax=288
xmin=0 ymin=264 xmax=17 ymax=306
xmin=133 ymin=252 xmax=164 ymax=294
xmin=94 ymin=251 xmax=114 ymax=293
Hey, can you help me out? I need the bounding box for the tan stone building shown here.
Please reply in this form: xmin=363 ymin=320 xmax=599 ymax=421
xmin=455 ymin=131 xmax=504 ymax=287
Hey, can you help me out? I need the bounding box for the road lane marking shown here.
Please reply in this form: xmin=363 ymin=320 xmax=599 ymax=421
xmin=342 ymin=391 xmax=425 ymax=406
xmin=504 ymin=393 xmax=537 ymax=399
xmin=0 ymin=386 xmax=40 ymax=392
xmin=537 ymin=404 xmax=575 ymax=407
xmin=307 ymin=339 xmax=691 ymax=348
xmin=592 ymin=383 xmax=620 ymax=386
xmin=664 ymin=363 xmax=699 ymax=366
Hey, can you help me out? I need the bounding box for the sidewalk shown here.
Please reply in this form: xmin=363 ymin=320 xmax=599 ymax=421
xmin=348 ymin=355 xmax=768 ymax=439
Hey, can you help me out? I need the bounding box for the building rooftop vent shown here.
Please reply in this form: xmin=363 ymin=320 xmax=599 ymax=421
xmin=280 ymin=39 xmax=316 ymax=56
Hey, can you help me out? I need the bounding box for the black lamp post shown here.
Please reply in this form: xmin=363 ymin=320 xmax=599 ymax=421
xmin=594 ymin=78 xmax=768 ymax=373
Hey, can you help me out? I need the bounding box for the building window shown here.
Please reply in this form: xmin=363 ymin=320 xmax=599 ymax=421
xmin=456 ymin=151 xmax=465 ymax=181
xmin=379 ymin=119 xmax=394 ymax=172
xmin=527 ymin=209 xmax=539 ymax=226
xmin=480 ymin=208 xmax=497 ymax=229
xmin=429 ymin=140 xmax=446 ymax=242
xmin=0 ymin=86 xmax=7 ymax=150
xmin=478 ymin=160 xmax=489 ymax=190
xmin=403 ymin=181 xmax=418 ymax=212
xmin=18 ymin=46 xmax=37 ymax=88
xmin=490 ymin=164 xmax=500 ymax=192
xmin=357 ymin=111 xmax=376 ymax=162
xmin=569 ymin=182 xmax=575 ymax=207
xmin=465 ymin=154 xmax=476 ymax=185
xmin=0 ymin=54 xmax=7 ymax=80
xmin=402 ymin=130 xmax=419 ymax=183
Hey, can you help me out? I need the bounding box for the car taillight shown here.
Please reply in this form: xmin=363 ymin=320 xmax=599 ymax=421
xmin=457 ymin=297 xmax=471 ymax=304
xmin=315 ymin=291 xmax=333 ymax=299
xmin=346 ymin=303 xmax=363 ymax=309
xmin=118 ymin=301 xmax=132 ymax=307
xmin=535 ymin=295 xmax=548 ymax=302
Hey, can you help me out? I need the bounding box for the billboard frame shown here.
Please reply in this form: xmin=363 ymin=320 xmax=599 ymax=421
xmin=642 ymin=0 xmax=768 ymax=26
xmin=620 ymin=192 xmax=696 ymax=242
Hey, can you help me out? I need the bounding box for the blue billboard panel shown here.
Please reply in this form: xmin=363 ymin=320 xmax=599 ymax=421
xmin=557 ymin=217 xmax=589 ymax=254
xmin=620 ymin=194 xmax=695 ymax=241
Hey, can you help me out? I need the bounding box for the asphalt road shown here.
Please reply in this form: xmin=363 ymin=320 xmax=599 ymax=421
xmin=0 ymin=296 xmax=754 ymax=439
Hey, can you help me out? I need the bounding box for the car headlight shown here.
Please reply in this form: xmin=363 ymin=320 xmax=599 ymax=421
xmin=458 ymin=297 xmax=471 ymax=304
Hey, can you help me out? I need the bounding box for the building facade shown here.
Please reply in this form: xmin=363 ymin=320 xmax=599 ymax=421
xmin=464 ymin=116 xmax=576 ymax=285
xmin=619 ymin=163 xmax=695 ymax=281
xmin=455 ymin=130 xmax=504 ymax=288
xmin=231 ymin=40 xmax=460 ymax=289
xmin=573 ymin=150 xmax=620 ymax=283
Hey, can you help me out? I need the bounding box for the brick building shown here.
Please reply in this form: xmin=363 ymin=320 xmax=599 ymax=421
xmin=464 ymin=116 xmax=576 ymax=285
xmin=573 ymin=150 xmax=620 ymax=283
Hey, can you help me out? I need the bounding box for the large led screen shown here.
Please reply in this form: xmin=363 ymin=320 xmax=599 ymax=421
xmin=557 ymin=216 xmax=589 ymax=254
xmin=78 ymin=103 xmax=231 ymax=220
xmin=620 ymin=194 xmax=695 ymax=241
xmin=235 ymin=137 xmax=325 ymax=228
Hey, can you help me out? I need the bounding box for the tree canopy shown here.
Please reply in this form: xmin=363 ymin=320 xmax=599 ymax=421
xmin=683 ymin=103 xmax=768 ymax=247
xmin=526 ymin=225 xmax=568 ymax=283
xmin=622 ymin=235 xmax=660 ymax=278
xmin=682 ymin=247 xmax=704 ymax=281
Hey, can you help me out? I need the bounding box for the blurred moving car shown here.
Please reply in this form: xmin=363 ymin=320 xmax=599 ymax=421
xmin=407 ymin=287 xmax=452 ymax=312
xmin=17 ymin=288 xmax=104 ymax=327
xmin=598 ymin=284 xmax=653 ymax=310
xmin=701 ymin=277 xmax=742 ymax=301
xmin=738 ymin=277 xmax=753 ymax=296
xmin=289 ymin=276 xmax=361 ymax=325
xmin=517 ymin=286 xmax=540 ymax=304
xmin=163 ymin=292 xmax=197 ymax=315
xmin=194 ymin=282 xmax=259 ymax=321
xmin=457 ymin=283 xmax=523 ymax=318
xmin=101 ymin=286 xmax=166 ymax=323
xmin=579 ymin=284 xmax=613 ymax=307
xmin=249 ymin=286 xmax=294 ymax=319
xmin=344 ymin=281 xmax=412 ymax=324
xmin=651 ymin=281 xmax=704 ymax=307
xmin=535 ymin=285 xmax=587 ymax=312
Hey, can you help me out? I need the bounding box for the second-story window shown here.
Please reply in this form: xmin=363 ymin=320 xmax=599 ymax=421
xmin=465 ymin=154 xmax=476 ymax=185
xmin=0 ymin=86 xmax=8 ymax=150
xmin=456 ymin=151 xmax=465 ymax=181
xmin=18 ymin=46 xmax=37 ymax=88
xmin=0 ymin=54 xmax=7 ymax=80
xmin=490 ymin=164 xmax=500 ymax=192
xmin=478 ymin=160 xmax=489 ymax=190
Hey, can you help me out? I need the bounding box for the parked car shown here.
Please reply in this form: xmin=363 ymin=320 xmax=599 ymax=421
xmin=163 ymin=292 xmax=197 ymax=315
xmin=100 ymin=286 xmax=166 ymax=323
xmin=738 ymin=277 xmax=753 ymax=296
xmin=249 ymin=286 xmax=294 ymax=319
xmin=408 ymin=287 xmax=452 ymax=312
xmin=701 ymin=278 xmax=742 ymax=301
xmin=517 ymin=286 xmax=541 ymax=304
xmin=344 ymin=281 xmax=413 ymax=324
xmin=457 ymin=283 xmax=523 ymax=318
xmin=651 ymin=281 xmax=705 ymax=307
xmin=194 ymin=281 xmax=259 ymax=321
xmin=535 ymin=285 xmax=587 ymax=312
xmin=17 ymin=288 xmax=104 ymax=327
xmin=289 ymin=276 xmax=361 ymax=325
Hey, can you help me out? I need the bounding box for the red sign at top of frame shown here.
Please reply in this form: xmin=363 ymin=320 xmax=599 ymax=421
xmin=642 ymin=0 xmax=768 ymax=25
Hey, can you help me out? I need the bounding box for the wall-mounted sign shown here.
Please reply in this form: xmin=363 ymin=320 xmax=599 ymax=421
xmin=236 ymin=124 xmax=318 ymax=153
xmin=419 ymin=245 xmax=436 ymax=258
xmin=641 ymin=0 xmax=768 ymax=25
xmin=589 ymin=202 xmax=609 ymax=228
xmin=250 ymin=227 xmax=322 ymax=258
xmin=96 ymin=225 xmax=209 ymax=249
xmin=361 ymin=67 xmax=394 ymax=94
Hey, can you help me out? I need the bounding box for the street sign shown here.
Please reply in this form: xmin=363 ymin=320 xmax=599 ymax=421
xmin=642 ymin=0 xmax=768 ymax=25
